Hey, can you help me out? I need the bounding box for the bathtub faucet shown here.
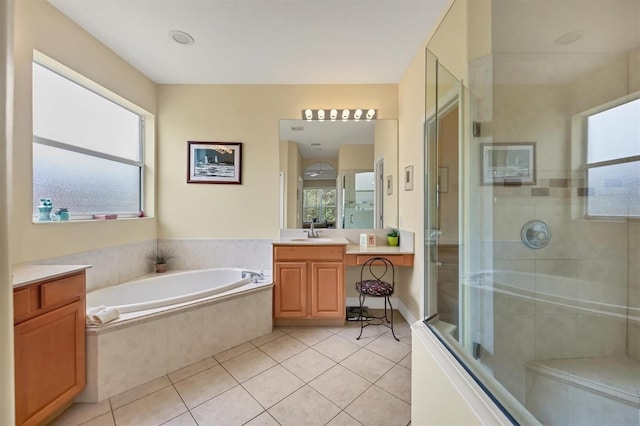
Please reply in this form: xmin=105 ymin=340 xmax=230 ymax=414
xmin=242 ymin=270 xmax=264 ymax=283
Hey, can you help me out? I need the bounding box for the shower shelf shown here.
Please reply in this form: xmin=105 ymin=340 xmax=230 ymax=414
xmin=526 ymin=355 xmax=640 ymax=407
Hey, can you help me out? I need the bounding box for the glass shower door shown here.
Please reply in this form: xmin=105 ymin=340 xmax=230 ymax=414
xmin=342 ymin=172 xmax=374 ymax=228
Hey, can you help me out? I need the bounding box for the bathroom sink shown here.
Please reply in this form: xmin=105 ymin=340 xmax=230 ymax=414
xmin=289 ymin=238 xmax=334 ymax=243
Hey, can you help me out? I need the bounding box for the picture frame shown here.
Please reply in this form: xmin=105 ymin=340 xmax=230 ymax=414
xmin=404 ymin=165 xmax=414 ymax=191
xmin=481 ymin=142 xmax=536 ymax=185
xmin=187 ymin=141 xmax=242 ymax=184
xmin=386 ymin=175 xmax=393 ymax=195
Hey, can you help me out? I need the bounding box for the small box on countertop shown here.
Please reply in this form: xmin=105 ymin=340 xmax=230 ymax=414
xmin=359 ymin=233 xmax=376 ymax=247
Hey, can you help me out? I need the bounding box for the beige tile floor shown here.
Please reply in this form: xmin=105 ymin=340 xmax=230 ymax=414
xmin=51 ymin=314 xmax=412 ymax=426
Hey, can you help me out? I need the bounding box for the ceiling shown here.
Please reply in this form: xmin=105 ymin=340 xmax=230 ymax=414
xmin=48 ymin=0 xmax=450 ymax=85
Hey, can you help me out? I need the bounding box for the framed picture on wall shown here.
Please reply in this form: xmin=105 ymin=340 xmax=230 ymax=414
xmin=386 ymin=175 xmax=393 ymax=195
xmin=481 ymin=142 xmax=536 ymax=185
xmin=187 ymin=141 xmax=242 ymax=184
xmin=404 ymin=165 xmax=414 ymax=191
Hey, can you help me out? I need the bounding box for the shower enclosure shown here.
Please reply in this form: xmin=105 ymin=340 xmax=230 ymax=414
xmin=424 ymin=0 xmax=640 ymax=424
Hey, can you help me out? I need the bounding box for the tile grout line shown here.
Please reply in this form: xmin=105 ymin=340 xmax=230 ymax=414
xmin=108 ymin=397 xmax=116 ymax=425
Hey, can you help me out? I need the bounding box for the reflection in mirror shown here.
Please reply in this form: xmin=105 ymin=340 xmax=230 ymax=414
xmin=279 ymin=119 xmax=398 ymax=229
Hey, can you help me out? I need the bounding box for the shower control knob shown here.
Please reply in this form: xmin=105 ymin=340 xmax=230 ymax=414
xmin=521 ymin=220 xmax=551 ymax=249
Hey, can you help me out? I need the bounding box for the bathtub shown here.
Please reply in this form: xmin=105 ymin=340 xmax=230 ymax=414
xmin=86 ymin=267 xmax=259 ymax=314
xmin=79 ymin=268 xmax=273 ymax=402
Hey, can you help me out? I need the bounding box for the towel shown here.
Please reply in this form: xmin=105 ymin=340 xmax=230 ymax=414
xmin=86 ymin=305 xmax=120 ymax=326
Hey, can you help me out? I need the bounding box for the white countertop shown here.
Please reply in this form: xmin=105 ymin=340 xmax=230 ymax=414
xmin=345 ymin=244 xmax=414 ymax=255
xmin=274 ymin=237 xmax=350 ymax=245
xmin=12 ymin=264 xmax=92 ymax=289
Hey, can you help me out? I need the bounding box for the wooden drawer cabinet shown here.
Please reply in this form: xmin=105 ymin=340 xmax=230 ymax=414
xmin=273 ymin=245 xmax=345 ymax=325
xmin=346 ymin=253 xmax=414 ymax=266
xmin=13 ymin=271 xmax=86 ymax=426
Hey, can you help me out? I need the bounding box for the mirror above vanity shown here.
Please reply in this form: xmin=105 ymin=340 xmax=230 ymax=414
xmin=279 ymin=118 xmax=398 ymax=230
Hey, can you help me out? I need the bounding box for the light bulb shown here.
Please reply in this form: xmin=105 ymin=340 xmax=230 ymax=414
xmin=354 ymin=109 xmax=363 ymax=120
xmin=305 ymin=109 xmax=313 ymax=120
xmin=317 ymin=109 xmax=325 ymax=121
xmin=342 ymin=109 xmax=350 ymax=120
xmin=330 ymin=109 xmax=338 ymax=120
xmin=366 ymin=109 xmax=375 ymax=120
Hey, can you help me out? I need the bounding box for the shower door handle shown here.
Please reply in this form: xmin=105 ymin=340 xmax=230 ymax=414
xmin=427 ymin=229 xmax=442 ymax=243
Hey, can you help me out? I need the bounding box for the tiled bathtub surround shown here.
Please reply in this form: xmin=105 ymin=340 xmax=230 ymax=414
xmin=21 ymin=238 xmax=274 ymax=292
xmin=78 ymin=285 xmax=273 ymax=402
xmin=24 ymin=239 xmax=157 ymax=292
xmin=158 ymin=238 xmax=273 ymax=271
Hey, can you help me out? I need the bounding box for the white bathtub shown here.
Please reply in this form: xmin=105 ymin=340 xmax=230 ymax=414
xmin=86 ymin=267 xmax=260 ymax=314
xmin=79 ymin=268 xmax=273 ymax=402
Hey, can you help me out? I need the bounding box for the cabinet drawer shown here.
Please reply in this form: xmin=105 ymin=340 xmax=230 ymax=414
xmin=13 ymin=289 xmax=31 ymax=318
xmin=274 ymin=245 xmax=344 ymax=261
xmin=346 ymin=254 xmax=414 ymax=266
xmin=41 ymin=274 xmax=84 ymax=308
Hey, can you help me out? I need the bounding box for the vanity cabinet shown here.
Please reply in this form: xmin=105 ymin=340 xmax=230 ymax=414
xmin=13 ymin=270 xmax=86 ymax=426
xmin=273 ymin=245 xmax=345 ymax=325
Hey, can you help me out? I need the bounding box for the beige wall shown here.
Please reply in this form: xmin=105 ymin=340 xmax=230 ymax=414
xmin=281 ymin=140 xmax=303 ymax=229
xmin=157 ymin=84 xmax=397 ymax=238
xmin=397 ymin=45 xmax=428 ymax=320
xmin=12 ymin=0 xmax=158 ymax=264
xmin=374 ymin=120 xmax=399 ymax=228
xmin=1 ymin=0 xmax=14 ymax=422
xmin=338 ymin=144 xmax=374 ymax=173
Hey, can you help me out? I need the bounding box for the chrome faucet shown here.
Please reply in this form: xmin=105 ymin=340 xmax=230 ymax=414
xmin=307 ymin=221 xmax=320 ymax=238
xmin=241 ymin=270 xmax=264 ymax=283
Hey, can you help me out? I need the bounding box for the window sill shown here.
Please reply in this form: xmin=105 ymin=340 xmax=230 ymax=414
xmin=32 ymin=215 xmax=154 ymax=224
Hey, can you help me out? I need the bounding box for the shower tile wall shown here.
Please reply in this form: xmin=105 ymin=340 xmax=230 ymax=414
xmin=480 ymin=51 xmax=637 ymax=403
xmin=628 ymin=220 xmax=640 ymax=360
xmin=626 ymin=48 xmax=640 ymax=361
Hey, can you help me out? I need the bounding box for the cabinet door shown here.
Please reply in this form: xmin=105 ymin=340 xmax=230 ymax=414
xmin=310 ymin=262 xmax=345 ymax=318
xmin=274 ymin=262 xmax=307 ymax=318
xmin=14 ymin=301 xmax=85 ymax=426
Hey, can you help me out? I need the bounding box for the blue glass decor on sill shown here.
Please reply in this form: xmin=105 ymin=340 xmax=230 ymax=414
xmin=38 ymin=198 xmax=53 ymax=222
xmin=56 ymin=208 xmax=70 ymax=221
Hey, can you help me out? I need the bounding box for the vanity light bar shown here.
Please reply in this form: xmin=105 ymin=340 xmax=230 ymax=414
xmin=302 ymin=109 xmax=377 ymax=121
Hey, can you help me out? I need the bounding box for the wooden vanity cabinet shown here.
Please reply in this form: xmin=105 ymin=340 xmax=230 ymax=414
xmin=13 ymin=271 xmax=86 ymax=426
xmin=273 ymin=245 xmax=345 ymax=325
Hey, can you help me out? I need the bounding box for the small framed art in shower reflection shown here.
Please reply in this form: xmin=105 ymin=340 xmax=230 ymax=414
xmin=481 ymin=142 xmax=536 ymax=185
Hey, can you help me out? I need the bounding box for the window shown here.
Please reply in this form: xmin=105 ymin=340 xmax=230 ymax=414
xmin=585 ymin=97 xmax=640 ymax=217
xmin=32 ymin=61 xmax=144 ymax=220
xmin=302 ymin=188 xmax=336 ymax=224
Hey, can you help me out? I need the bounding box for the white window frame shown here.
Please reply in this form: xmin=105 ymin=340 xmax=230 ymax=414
xmin=302 ymin=187 xmax=336 ymax=224
xmin=32 ymin=55 xmax=146 ymax=221
xmin=580 ymin=93 xmax=640 ymax=219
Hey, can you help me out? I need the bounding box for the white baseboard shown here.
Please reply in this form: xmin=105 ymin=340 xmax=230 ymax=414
xmin=346 ymin=297 xmax=417 ymax=325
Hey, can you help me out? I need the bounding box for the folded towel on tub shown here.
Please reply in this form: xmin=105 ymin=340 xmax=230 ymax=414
xmin=86 ymin=305 xmax=120 ymax=326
